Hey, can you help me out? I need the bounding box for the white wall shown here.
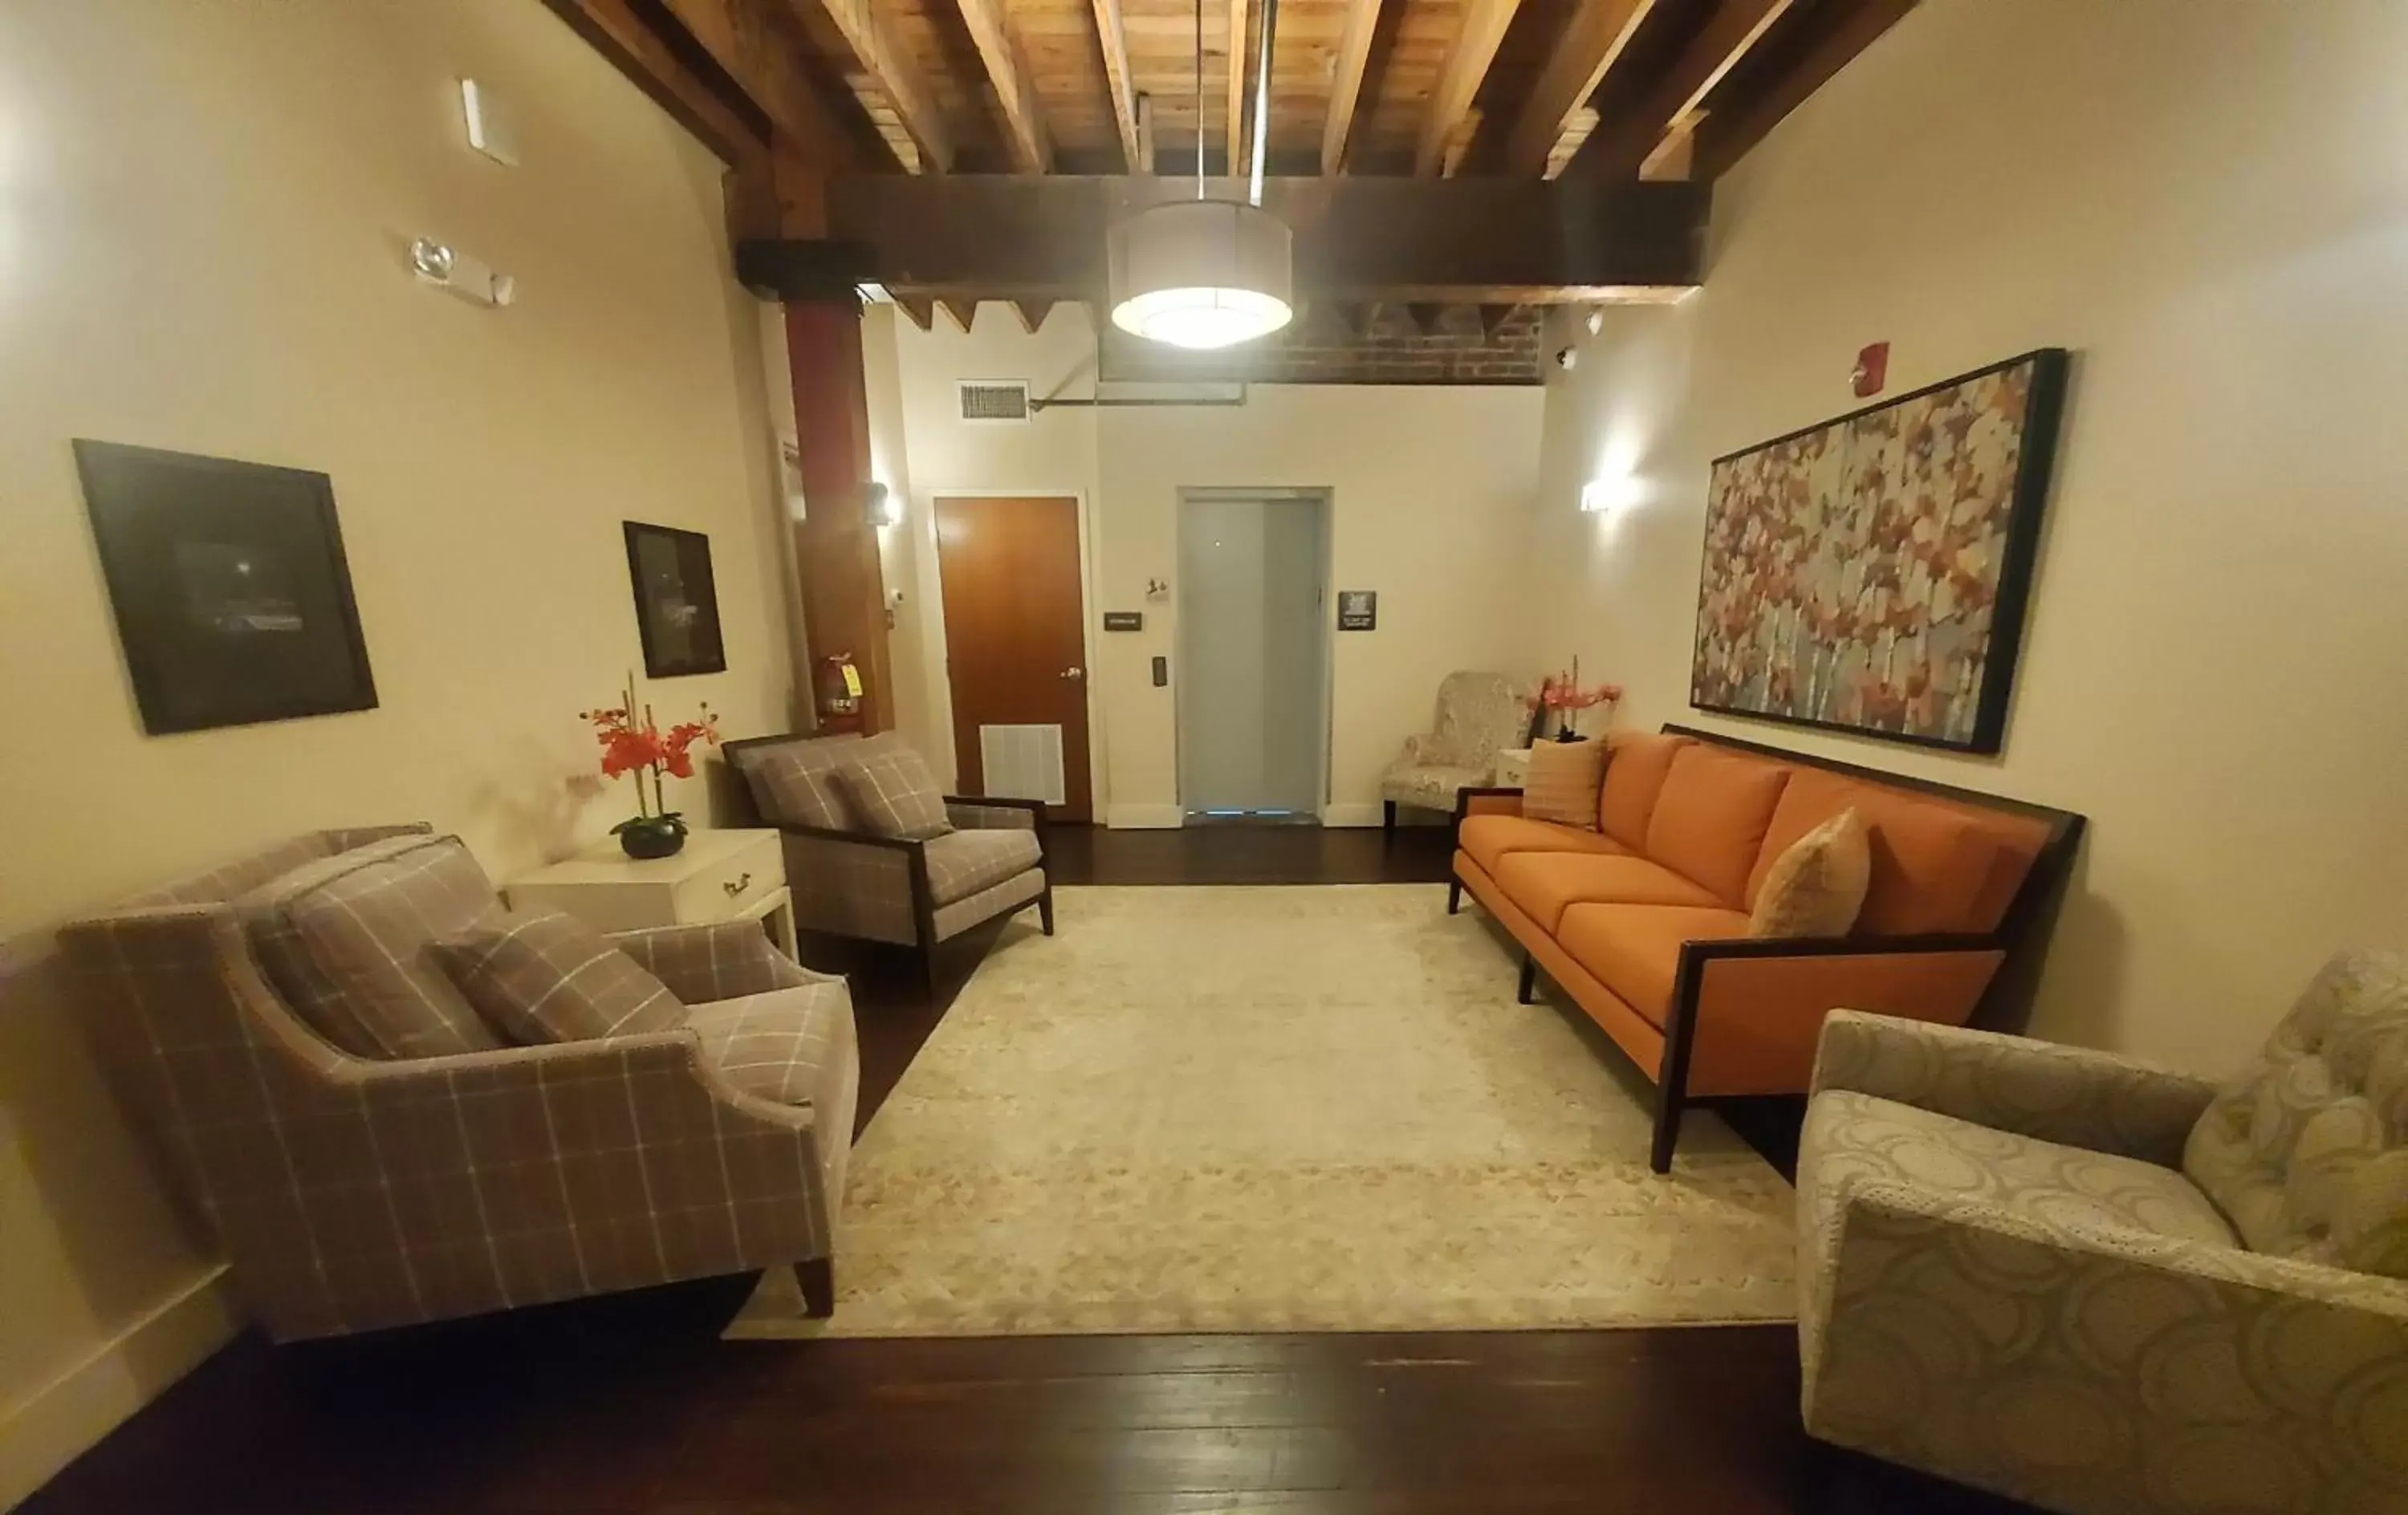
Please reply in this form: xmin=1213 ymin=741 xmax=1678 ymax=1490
xmin=875 ymin=307 xmax=1544 ymax=826
xmin=0 ymin=0 xmax=793 ymax=1500
xmin=1529 ymin=0 xmax=2408 ymax=1071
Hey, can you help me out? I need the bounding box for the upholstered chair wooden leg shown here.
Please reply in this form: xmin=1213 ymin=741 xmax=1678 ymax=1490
xmin=795 ymin=1258 xmax=835 ymax=1318
xmin=1517 ymin=956 xmax=1537 ymax=1004
xmin=1383 ymin=800 xmax=1397 ymax=832
xmin=1039 ymin=886 xmax=1056 ymax=936
xmin=1446 ymin=879 xmax=1462 ymax=914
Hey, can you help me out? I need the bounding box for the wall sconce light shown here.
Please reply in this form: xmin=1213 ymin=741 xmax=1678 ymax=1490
xmin=1555 ymin=346 xmax=1579 ymax=372
xmin=863 ymin=481 xmax=901 ymax=527
xmin=1581 ymin=476 xmax=1638 ymax=514
xmin=1584 ymin=307 xmax=1605 ymax=336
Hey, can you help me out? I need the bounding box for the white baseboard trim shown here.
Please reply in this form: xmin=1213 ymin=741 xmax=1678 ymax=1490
xmin=1319 ymin=803 xmax=1385 ymax=828
xmin=1105 ymin=805 xmax=1185 ymax=829
xmin=0 ymin=1265 xmax=239 ymax=1510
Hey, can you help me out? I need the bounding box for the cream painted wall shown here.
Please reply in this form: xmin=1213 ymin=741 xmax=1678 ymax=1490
xmin=876 ymin=306 xmax=1544 ymax=826
xmin=1529 ymin=0 xmax=2408 ymax=1071
xmin=0 ymin=0 xmax=793 ymax=1500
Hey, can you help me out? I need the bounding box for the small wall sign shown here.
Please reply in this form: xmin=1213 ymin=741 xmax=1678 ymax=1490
xmin=1103 ymin=611 xmax=1144 ymax=632
xmin=1337 ymin=590 xmax=1377 ymax=631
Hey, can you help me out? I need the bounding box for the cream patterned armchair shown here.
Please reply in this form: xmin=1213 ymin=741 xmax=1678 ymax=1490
xmin=1379 ymin=671 xmax=1535 ymax=830
xmin=59 ymin=825 xmax=857 ymax=1342
xmin=1795 ymin=952 xmax=2408 ymax=1515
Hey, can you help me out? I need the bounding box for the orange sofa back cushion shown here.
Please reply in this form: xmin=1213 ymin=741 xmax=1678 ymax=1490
xmin=1743 ymin=766 xmax=2048 ymax=936
xmin=1597 ymin=732 xmax=1693 ymax=850
xmin=1644 ymin=745 xmax=1792 ymax=904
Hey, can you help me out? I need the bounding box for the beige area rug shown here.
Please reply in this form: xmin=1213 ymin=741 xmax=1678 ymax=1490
xmin=726 ymin=884 xmax=1796 ymax=1338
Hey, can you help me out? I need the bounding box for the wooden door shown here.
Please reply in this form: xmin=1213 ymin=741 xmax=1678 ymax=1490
xmin=933 ymin=496 xmax=1093 ymax=822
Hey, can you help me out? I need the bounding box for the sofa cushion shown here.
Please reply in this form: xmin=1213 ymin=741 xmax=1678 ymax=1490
xmin=1556 ymin=903 xmax=1752 ymax=1027
xmin=431 ymin=909 xmax=683 ymax=1046
xmin=737 ymin=731 xmax=907 ymax=831
xmin=1597 ymin=731 xmax=1691 ymax=850
xmin=1494 ymin=851 xmax=1724 ymax=932
xmin=241 ymin=834 xmax=506 ymax=1059
xmin=685 ymin=982 xmax=856 ymax=1112
xmin=1745 ymin=767 xmax=2007 ymax=936
xmin=2183 ymin=950 xmax=2408 ymax=1276
xmin=1458 ymin=815 xmax=1628 ymax=876
xmin=924 ymin=827 xmax=1043 ymax=906
xmin=833 ymin=746 xmax=954 ymax=841
xmin=1644 ymin=745 xmax=1792 ymax=905
xmin=1749 ymin=808 xmax=1871 ymax=939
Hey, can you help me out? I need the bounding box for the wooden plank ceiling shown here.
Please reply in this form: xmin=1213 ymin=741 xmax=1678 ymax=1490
xmin=549 ymin=0 xmax=1918 ymax=313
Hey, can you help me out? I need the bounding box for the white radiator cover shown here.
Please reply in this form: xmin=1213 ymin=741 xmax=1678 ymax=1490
xmin=978 ymin=723 xmax=1067 ymax=806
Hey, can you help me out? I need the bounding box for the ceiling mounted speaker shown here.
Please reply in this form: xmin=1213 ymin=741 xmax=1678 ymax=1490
xmin=1108 ymin=200 xmax=1294 ymax=351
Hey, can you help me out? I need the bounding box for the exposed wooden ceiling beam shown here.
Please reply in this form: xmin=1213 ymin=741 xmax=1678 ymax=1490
xmin=1415 ymin=0 xmax=1525 ymax=176
xmin=1226 ymin=0 xmax=1251 ymax=171
xmin=1320 ymin=0 xmax=1383 ymax=173
xmin=1570 ymin=0 xmax=1792 ymax=178
xmin=1690 ymin=0 xmax=1916 ymax=180
xmin=1477 ymin=303 xmax=1521 ymax=339
xmin=939 ymin=297 xmax=979 ymax=332
xmin=1012 ymin=299 xmax=1057 ymax=333
xmin=954 ymin=0 xmax=1054 ymax=173
xmin=792 ymin=0 xmax=954 ymax=171
xmin=538 ymin=0 xmax=766 ymax=166
xmin=893 ymin=294 xmax=936 ymax=331
xmin=1496 ymin=0 xmax=1654 ymax=178
xmin=656 ymin=0 xmax=863 ymax=168
xmin=1089 ymin=0 xmax=1144 ymax=170
xmin=740 ymin=174 xmax=1706 ymax=301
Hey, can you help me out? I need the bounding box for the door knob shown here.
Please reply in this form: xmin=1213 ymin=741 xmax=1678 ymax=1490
xmin=1061 ymin=667 xmax=1085 ymax=680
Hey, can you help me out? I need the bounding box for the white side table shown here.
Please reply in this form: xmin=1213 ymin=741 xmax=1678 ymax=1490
xmin=1493 ymin=747 xmax=1536 ymax=789
xmin=507 ymin=828 xmax=797 ymax=960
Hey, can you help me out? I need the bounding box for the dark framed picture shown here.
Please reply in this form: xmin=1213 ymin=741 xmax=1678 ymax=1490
xmin=623 ymin=521 xmax=726 ymax=678
xmin=1688 ymin=348 xmax=2069 ymax=754
xmin=1336 ymin=590 xmax=1377 ymax=631
xmin=74 ymin=440 xmax=379 ymax=736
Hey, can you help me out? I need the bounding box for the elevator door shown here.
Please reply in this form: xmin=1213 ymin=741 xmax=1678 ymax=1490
xmin=1176 ymin=491 xmax=1330 ymax=818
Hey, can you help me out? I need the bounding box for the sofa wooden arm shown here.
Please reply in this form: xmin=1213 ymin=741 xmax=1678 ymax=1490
xmin=1450 ymin=786 xmax=1524 ymax=855
xmin=1809 ymin=1009 xmax=2222 ymax=1168
xmin=1647 ymin=934 xmax=2006 ymax=1172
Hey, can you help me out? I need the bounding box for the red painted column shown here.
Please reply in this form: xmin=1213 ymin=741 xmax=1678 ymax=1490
xmin=781 ymin=299 xmax=892 ymax=733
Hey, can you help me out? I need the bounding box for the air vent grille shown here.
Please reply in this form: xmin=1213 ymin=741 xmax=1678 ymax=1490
xmin=958 ymin=381 xmax=1031 ymax=422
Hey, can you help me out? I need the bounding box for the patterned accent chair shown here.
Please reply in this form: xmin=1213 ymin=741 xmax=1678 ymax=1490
xmin=722 ymin=732 xmax=1052 ymax=997
xmin=1379 ymin=671 xmax=1535 ymax=830
xmin=59 ymin=824 xmax=858 ymax=1342
xmin=1795 ymin=952 xmax=2408 ymax=1515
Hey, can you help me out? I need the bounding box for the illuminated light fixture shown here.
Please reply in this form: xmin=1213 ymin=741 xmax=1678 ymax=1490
xmin=1581 ymin=475 xmax=1639 ymax=514
xmin=1108 ymin=0 xmax=1292 ymax=349
xmin=863 ymin=481 xmax=901 ymax=528
xmin=1585 ymin=307 xmax=1605 ymax=336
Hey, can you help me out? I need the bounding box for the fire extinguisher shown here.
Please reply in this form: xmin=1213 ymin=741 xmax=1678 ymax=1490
xmin=816 ymin=652 xmax=865 ymax=733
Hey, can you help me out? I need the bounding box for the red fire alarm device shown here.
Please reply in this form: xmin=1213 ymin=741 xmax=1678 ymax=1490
xmin=1852 ymin=342 xmax=1889 ymax=397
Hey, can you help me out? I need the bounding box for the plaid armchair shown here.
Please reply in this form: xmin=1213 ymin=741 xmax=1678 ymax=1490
xmin=1796 ymin=957 xmax=2408 ymax=1515
xmin=722 ymin=732 xmax=1053 ymax=996
xmin=59 ymin=825 xmax=856 ymax=1342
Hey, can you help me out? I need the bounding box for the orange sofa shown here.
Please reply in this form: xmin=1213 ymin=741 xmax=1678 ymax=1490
xmin=1449 ymin=725 xmax=2082 ymax=1171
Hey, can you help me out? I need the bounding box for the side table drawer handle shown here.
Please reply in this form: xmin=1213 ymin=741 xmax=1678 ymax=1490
xmin=722 ymin=871 xmax=753 ymax=899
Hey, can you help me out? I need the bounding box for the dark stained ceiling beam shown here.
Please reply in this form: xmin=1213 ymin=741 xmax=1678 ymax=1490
xmin=539 ymin=0 xmax=767 ymax=165
xmin=955 ymin=0 xmax=1054 ymax=172
xmin=1568 ymin=0 xmax=1792 ymax=178
xmin=1416 ymin=0 xmax=1524 ymax=175
xmin=1497 ymin=0 xmax=1655 ymax=178
xmin=654 ymin=0 xmax=869 ymax=168
xmin=739 ymin=174 xmax=1706 ymax=301
xmin=789 ymin=0 xmax=955 ymax=171
xmin=1690 ymin=0 xmax=1916 ymax=180
xmin=1320 ymin=0 xmax=1383 ymax=173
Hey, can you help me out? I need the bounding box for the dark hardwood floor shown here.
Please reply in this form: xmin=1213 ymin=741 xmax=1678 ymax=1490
xmin=24 ymin=824 xmax=2032 ymax=1515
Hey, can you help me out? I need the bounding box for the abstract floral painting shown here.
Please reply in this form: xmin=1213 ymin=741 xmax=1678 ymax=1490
xmin=1689 ymin=349 xmax=2068 ymax=753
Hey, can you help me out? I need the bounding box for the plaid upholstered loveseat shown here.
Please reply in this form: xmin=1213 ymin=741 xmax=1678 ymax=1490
xmin=59 ymin=824 xmax=857 ymax=1341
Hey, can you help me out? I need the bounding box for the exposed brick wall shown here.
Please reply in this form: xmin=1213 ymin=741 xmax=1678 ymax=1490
xmin=1100 ymin=304 xmax=1544 ymax=386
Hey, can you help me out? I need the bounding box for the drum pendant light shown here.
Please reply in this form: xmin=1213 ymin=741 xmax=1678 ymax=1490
xmin=1107 ymin=0 xmax=1293 ymax=349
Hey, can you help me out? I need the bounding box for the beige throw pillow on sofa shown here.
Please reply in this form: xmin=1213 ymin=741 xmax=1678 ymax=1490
xmin=1523 ymin=739 xmax=1609 ymax=829
xmin=1749 ymin=808 xmax=1870 ymax=938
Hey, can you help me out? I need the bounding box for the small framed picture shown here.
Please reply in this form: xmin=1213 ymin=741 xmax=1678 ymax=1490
xmin=75 ymin=440 xmax=379 ymax=735
xmin=623 ymin=521 xmax=726 ymax=678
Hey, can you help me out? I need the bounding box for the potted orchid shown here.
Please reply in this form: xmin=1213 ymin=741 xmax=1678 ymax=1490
xmin=1529 ymin=659 xmax=1623 ymax=743
xmin=581 ymin=673 xmax=720 ymax=859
